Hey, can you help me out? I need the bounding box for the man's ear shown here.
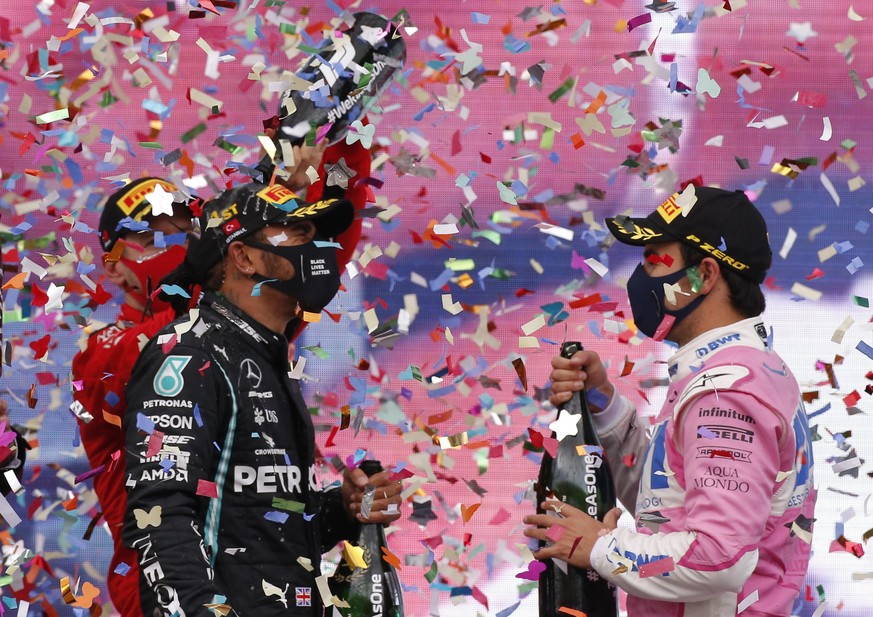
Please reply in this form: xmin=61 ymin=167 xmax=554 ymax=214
xmin=697 ymin=257 xmax=722 ymax=294
xmin=104 ymin=260 xmax=129 ymax=287
xmin=226 ymin=242 xmax=256 ymax=276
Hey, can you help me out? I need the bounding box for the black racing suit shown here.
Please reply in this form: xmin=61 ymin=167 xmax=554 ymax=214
xmin=122 ymin=292 xmax=357 ymax=616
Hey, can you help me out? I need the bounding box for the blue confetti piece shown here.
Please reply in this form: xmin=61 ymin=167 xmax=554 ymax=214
xmin=429 ymin=268 xmax=454 ymax=291
xmin=105 ymin=391 xmax=120 ymax=407
xmin=142 ymin=98 xmax=170 ymax=118
xmin=672 ymin=2 xmax=704 ymax=34
xmin=856 ymin=340 xmax=873 ymax=360
xmin=117 ymin=216 xmax=150 ymax=233
xmin=427 ymin=384 xmax=456 ymax=399
xmin=314 ymin=240 xmax=342 ymax=249
xmin=503 ymin=35 xmax=531 ymax=54
xmin=65 ymin=158 xmax=84 ymax=184
xmin=510 ymin=179 xmax=528 ymax=196
xmin=193 ymin=404 xmax=203 ymax=427
xmin=8 ymin=222 xmax=32 ymax=235
xmin=136 ymin=413 xmax=155 ymax=434
xmin=697 ymin=426 xmax=717 ymax=439
xmin=471 ymin=12 xmax=490 ymax=24
xmin=807 ymin=403 xmax=831 ymax=419
xmin=413 ymin=103 xmax=436 ymax=121
xmin=76 ymin=261 xmax=96 ymax=275
xmin=159 ymin=459 xmax=175 ymax=472
xmin=251 ymin=279 xmax=277 ymax=297
xmin=669 ymin=63 xmax=678 ymax=92
xmin=303 ymin=512 xmax=316 ymax=521
xmin=160 ymin=284 xmax=191 ymax=299
xmin=73 ymin=221 xmax=95 ymax=235
xmin=153 ymin=231 xmax=166 ymax=248
xmin=584 ymin=445 xmax=604 ymax=457
xmin=367 ymin=419 xmax=388 ymax=435
xmin=164 ymin=231 xmax=188 ymax=246
xmin=58 ymin=130 xmax=79 ymax=148
xmin=587 ymin=388 xmax=609 ymax=409
xmin=532 ymin=189 xmax=554 ymax=203
xmin=264 ymin=511 xmax=289 ymax=524
xmin=497 ymin=602 xmax=522 ymax=617
xmin=113 ymin=562 xmax=131 ymax=576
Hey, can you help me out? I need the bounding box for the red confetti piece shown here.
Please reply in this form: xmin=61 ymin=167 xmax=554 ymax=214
xmin=627 ymin=13 xmax=653 ymax=32
xmin=29 ymin=334 xmax=51 ymax=360
xmin=197 ymin=479 xmax=219 ymax=498
xmin=843 ymin=390 xmax=861 ymax=408
xmin=805 ymin=268 xmax=825 ymax=281
xmin=324 ymin=425 xmax=339 ymax=448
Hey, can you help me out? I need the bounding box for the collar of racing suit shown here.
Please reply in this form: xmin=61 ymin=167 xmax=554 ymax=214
xmin=667 ymin=316 xmax=769 ymax=382
xmin=202 ymin=291 xmax=289 ymax=363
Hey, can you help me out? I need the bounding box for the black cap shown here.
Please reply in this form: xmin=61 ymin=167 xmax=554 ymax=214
xmin=185 ymin=182 xmax=354 ymax=282
xmin=98 ymin=177 xmax=190 ymax=251
xmin=606 ymin=187 xmax=772 ymax=284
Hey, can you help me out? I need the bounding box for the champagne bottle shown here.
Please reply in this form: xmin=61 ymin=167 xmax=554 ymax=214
xmin=537 ymin=342 xmax=618 ymax=617
xmin=333 ymin=460 xmax=404 ymax=617
xmin=255 ymin=12 xmax=407 ymax=179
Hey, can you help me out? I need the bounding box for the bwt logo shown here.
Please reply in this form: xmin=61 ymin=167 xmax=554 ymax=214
xmin=695 ymin=333 xmax=740 ymax=358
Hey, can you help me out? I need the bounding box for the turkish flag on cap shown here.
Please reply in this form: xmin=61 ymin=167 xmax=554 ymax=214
xmin=223 ymin=219 xmax=241 ymax=235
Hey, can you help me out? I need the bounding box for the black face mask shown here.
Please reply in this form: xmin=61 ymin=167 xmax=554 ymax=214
xmin=245 ymin=238 xmax=341 ymax=313
xmin=626 ymin=263 xmax=706 ymax=339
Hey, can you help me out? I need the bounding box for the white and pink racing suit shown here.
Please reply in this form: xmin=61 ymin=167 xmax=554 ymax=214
xmin=589 ymin=318 xmax=816 ymax=617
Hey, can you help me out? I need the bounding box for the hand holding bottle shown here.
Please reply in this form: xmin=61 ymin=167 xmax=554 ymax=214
xmin=524 ymin=500 xmax=622 ymax=569
xmin=549 ymin=348 xmax=615 ymax=412
xmin=342 ymin=466 xmax=402 ymax=524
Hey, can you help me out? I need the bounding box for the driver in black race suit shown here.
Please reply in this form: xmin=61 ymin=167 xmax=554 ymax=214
xmin=122 ymin=182 xmax=401 ymax=616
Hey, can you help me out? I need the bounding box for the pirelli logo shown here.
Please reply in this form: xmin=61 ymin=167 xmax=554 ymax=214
xmin=257 ymin=184 xmax=297 ymax=205
xmin=656 ymin=194 xmax=682 ymax=224
xmin=117 ymin=179 xmax=176 ymax=216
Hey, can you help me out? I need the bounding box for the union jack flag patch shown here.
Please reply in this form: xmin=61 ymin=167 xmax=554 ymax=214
xmin=295 ymin=586 xmax=312 ymax=607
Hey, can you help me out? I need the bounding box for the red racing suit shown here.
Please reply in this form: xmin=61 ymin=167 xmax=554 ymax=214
xmin=589 ymin=318 xmax=816 ymax=617
xmin=73 ymin=140 xmax=370 ymax=616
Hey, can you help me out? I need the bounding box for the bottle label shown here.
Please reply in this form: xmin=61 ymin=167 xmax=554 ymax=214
xmin=371 ymin=573 xmax=384 ymax=614
xmin=584 ymin=454 xmax=601 ymax=517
